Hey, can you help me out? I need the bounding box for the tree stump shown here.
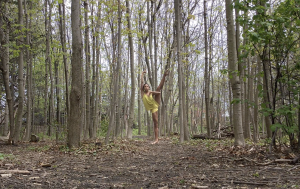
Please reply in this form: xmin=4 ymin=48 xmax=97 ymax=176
xmin=30 ymin=134 xmax=39 ymax=142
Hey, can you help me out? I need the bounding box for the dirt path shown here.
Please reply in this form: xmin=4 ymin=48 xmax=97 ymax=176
xmin=1 ymin=137 xmax=300 ymax=188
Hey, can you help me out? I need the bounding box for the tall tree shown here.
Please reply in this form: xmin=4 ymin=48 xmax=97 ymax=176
xmin=24 ymin=0 xmax=33 ymax=141
xmin=174 ymin=0 xmax=185 ymax=143
xmin=14 ymin=0 xmax=25 ymax=142
xmin=44 ymin=0 xmax=50 ymax=134
xmin=225 ymin=0 xmax=245 ymax=146
xmin=58 ymin=0 xmax=69 ymax=117
xmin=0 ymin=2 xmax=14 ymax=143
xmin=48 ymin=0 xmax=54 ymax=136
xmin=126 ymin=0 xmax=135 ymax=139
xmin=84 ymin=0 xmax=91 ymax=139
xmin=68 ymin=0 xmax=83 ymax=148
xmin=105 ymin=0 xmax=122 ymax=144
xmin=204 ymin=0 xmax=211 ymax=136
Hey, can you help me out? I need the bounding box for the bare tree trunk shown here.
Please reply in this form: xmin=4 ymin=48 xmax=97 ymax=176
xmin=138 ymin=5 xmax=142 ymax=135
xmin=84 ymin=1 xmax=91 ymax=139
xmin=235 ymin=0 xmax=247 ymax=139
xmin=48 ymin=2 xmax=54 ymax=136
xmin=92 ymin=1 xmax=101 ymax=139
xmin=55 ymin=57 xmax=60 ymax=144
xmin=126 ymin=0 xmax=135 ymax=139
xmin=0 ymin=2 xmax=14 ymax=142
xmin=58 ymin=0 xmax=69 ymax=116
xmin=225 ymin=0 xmax=245 ymax=146
xmin=14 ymin=0 xmax=25 ymax=142
xmin=44 ymin=0 xmax=49 ymax=134
xmin=24 ymin=0 xmax=33 ymax=141
xmin=68 ymin=0 xmax=83 ymax=148
xmin=105 ymin=0 xmax=122 ymax=144
xmin=90 ymin=2 xmax=96 ymax=139
xmin=175 ymin=0 xmax=184 ymax=143
xmin=122 ymin=64 xmax=129 ymax=137
xmin=204 ymin=0 xmax=211 ymax=137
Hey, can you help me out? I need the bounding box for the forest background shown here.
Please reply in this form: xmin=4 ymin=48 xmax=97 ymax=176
xmin=0 ymin=0 xmax=300 ymax=150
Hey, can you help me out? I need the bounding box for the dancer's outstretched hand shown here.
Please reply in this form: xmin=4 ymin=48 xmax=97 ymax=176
xmin=164 ymin=69 xmax=169 ymax=76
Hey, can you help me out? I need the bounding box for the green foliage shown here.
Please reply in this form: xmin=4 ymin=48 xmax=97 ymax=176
xmin=231 ymin=98 xmax=241 ymax=104
xmin=132 ymin=128 xmax=147 ymax=136
xmin=0 ymin=153 xmax=14 ymax=160
xmin=27 ymin=145 xmax=50 ymax=152
xmin=98 ymin=118 xmax=109 ymax=137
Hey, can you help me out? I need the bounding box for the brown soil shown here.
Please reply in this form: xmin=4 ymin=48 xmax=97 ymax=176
xmin=0 ymin=136 xmax=300 ymax=189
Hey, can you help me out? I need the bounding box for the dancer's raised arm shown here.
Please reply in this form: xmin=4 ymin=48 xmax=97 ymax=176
xmin=140 ymin=71 xmax=146 ymax=97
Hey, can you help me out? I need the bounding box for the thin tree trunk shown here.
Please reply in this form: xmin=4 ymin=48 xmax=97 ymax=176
xmin=24 ymin=0 xmax=33 ymax=141
xmin=14 ymin=0 xmax=25 ymax=142
xmin=44 ymin=0 xmax=49 ymax=134
xmin=235 ymin=0 xmax=247 ymax=139
xmin=90 ymin=3 xmax=96 ymax=139
xmin=48 ymin=1 xmax=54 ymax=136
xmin=204 ymin=0 xmax=211 ymax=137
xmin=84 ymin=1 xmax=91 ymax=139
xmin=175 ymin=0 xmax=184 ymax=143
xmin=105 ymin=0 xmax=122 ymax=144
xmin=126 ymin=0 xmax=135 ymax=139
xmin=0 ymin=3 xmax=14 ymax=142
xmin=55 ymin=58 xmax=60 ymax=144
xmin=225 ymin=0 xmax=245 ymax=146
xmin=58 ymin=0 xmax=69 ymax=116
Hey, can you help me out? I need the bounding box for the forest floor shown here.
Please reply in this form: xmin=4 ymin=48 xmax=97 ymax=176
xmin=0 ymin=135 xmax=300 ymax=189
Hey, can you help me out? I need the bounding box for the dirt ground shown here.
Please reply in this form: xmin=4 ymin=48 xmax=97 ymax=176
xmin=0 ymin=136 xmax=300 ymax=189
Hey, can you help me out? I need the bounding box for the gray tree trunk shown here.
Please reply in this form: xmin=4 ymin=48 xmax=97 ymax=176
xmin=204 ymin=0 xmax=211 ymax=137
xmin=24 ymin=0 xmax=33 ymax=141
xmin=14 ymin=0 xmax=25 ymax=142
xmin=225 ymin=0 xmax=245 ymax=146
xmin=48 ymin=1 xmax=54 ymax=136
xmin=174 ymin=0 xmax=184 ymax=143
xmin=126 ymin=0 xmax=135 ymax=139
xmin=105 ymin=0 xmax=122 ymax=144
xmin=0 ymin=3 xmax=14 ymax=141
xmin=84 ymin=1 xmax=91 ymax=139
xmin=58 ymin=0 xmax=69 ymax=116
xmin=44 ymin=0 xmax=49 ymax=134
xmin=68 ymin=0 xmax=83 ymax=148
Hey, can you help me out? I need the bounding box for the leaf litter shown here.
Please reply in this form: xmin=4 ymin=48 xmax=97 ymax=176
xmin=0 ymin=137 xmax=299 ymax=188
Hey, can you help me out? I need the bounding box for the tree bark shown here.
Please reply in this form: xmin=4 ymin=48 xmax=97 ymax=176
xmin=84 ymin=0 xmax=91 ymax=139
xmin=14 ymin=0 xmax=25 ymax=142
xmin=204 ymin=0 xmax=211 ymax=137
xmin=48 ymin=0 xmax=54 ymax=136
xmin=58 ymin=0 xmax=69 ymax=116
xmin=105 ymin=0 xmax=122 ymax=144
xmin=24 ymin=0 xmax=33 ymax=141
xmin=68 ymin=0 xmax=83 ymax=148
xmin=174 ymin=0 xmax=184 ymax=143
xmin=44 ymin=0 xmax=49 ymax=134
xmin=225 ymin=0 xmax=245 ymax=146
xmin=126 ymin=0 xmax=135 ymax=139
xmin=0 ymin=2 xmax=14 ymax=143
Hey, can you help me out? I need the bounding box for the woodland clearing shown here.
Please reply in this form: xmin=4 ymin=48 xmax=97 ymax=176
xmin=0 ymin=136 xmax=300 ymax=189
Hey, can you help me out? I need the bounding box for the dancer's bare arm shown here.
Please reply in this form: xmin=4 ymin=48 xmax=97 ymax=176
xmin=140 ymin=71 xmax=146 ymax=97
xmin=150 ymin=91 xmax=161 ymax=95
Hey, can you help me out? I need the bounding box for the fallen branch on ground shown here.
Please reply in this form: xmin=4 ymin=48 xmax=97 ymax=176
xmin=0 ymin=170 xmax=31 ymax=175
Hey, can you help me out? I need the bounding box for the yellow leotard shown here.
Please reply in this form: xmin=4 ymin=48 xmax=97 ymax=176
xmin=142 ymin=94 xmax=159 ymax=113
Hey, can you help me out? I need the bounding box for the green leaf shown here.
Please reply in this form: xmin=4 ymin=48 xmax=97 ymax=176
xmin=271 ymin=123 xmax=282 ymax=132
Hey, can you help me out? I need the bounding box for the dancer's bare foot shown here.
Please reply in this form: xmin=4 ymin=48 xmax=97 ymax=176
xmin=151 ymin=140 xmax=159 ymax=144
